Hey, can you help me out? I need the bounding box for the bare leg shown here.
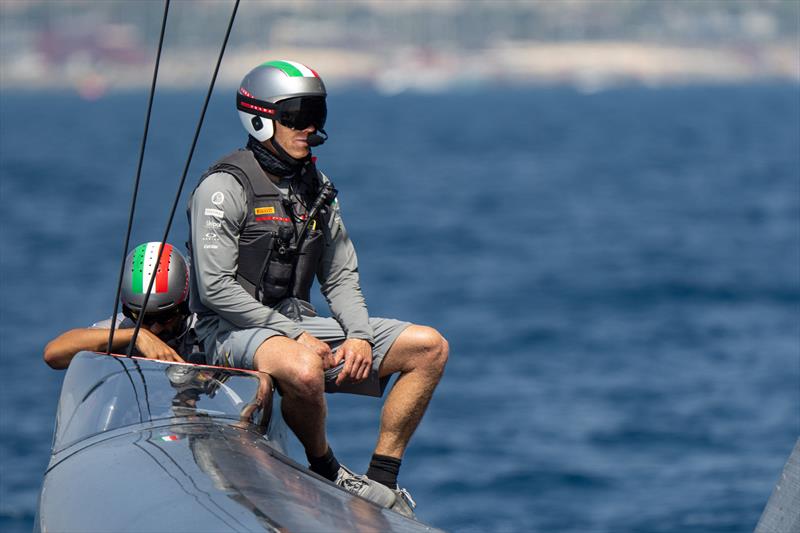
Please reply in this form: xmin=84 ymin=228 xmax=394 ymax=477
xmin=374 ymin=325 xmax=449 ymax=458
xmin=253 ymin=336 xmax=400 ymax=507
xmin=254 ymin=336 xmax=328 ymax=457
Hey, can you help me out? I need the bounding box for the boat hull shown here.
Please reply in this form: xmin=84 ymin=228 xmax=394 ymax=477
xmin=36 ymin=352 xmax=439 ymax=532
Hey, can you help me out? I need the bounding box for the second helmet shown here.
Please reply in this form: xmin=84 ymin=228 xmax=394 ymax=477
xmin=121 ymin=242 xmax=189 ymax=316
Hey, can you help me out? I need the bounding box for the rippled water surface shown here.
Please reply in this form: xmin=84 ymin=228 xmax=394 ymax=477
xmin=1 ymin=85 xmax=798 ymax=532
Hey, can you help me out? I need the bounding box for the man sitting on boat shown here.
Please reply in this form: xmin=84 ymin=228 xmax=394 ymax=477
xmin=187 ymin=60 xmax=448 ymax=515
xmin=44 ymin=242 xmax=198 ymax=369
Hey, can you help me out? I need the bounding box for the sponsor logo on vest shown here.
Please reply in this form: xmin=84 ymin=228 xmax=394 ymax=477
xmin=205 ymin=220 xmax=222 ymax=229
xmin=255 ymin=206 xmax=276 ymax=215
xmin=211 ymin=192 xmax=225 ymax=205
xmin=256 ymin=215 xmax=291 ymax=223
xmin=204 ymin=208 xmax=224 ymax=217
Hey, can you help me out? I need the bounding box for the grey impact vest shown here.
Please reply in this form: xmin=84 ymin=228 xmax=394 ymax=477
xmin=193 ymin=150 xmax=327 ymax=307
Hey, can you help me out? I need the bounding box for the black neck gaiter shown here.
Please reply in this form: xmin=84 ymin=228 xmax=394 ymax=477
xmin=246 ymin=135 xmax=307 ymax=177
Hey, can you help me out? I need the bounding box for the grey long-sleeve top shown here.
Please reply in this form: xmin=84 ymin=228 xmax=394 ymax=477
xmin=189 ymin=171 xmax=374 ymax=343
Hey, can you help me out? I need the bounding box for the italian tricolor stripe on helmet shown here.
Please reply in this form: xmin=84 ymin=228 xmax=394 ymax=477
xmin=262 ymin=60 xmax=319 ymax=78
xmin=131 ymin=242 xmax=173 ymax=294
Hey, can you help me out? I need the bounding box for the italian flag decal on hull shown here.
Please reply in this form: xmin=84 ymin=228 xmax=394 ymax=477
xmin=261 ymin=60 xmax=319 ymax=78
xmin=131 ymin=242 xmax=172 ymax=294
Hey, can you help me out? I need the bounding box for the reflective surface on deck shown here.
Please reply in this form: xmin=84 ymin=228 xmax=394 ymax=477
xmin=51 ymin=352 xmax=274 ymax=453
xmin=37 ymin=352 xmax=441 ymax=533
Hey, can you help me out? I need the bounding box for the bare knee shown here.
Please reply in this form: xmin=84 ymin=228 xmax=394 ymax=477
xmin=431 ymin=332 xmax=449 ymax=376
xmin=254 ymin=337 xmax=325 ymax=398
xmin=287 ymin=352 xmax=325 ymax=398
xmin=409 ymin=325 xmax=449 ymax=375
xmin=438 ymin=336 xmax=450 ymax=373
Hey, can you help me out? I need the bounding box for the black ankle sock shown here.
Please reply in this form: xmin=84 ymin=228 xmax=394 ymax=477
xmin=307 ymin=446 xmax=340 ymax=482
xmin=366 ymin=454 xmax=402 ymax=488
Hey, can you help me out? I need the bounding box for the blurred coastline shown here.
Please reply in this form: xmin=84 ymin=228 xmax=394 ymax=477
xmin=1 ymin=0 xmax=797 ymax=97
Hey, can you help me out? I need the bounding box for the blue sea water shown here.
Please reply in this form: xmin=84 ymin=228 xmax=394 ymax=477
xmin=1 ymin=84 xmax=798 ymax=532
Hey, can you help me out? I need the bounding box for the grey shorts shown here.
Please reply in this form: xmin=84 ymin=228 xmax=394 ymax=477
xmin=202 ymin=315 xmax=410 ymax=397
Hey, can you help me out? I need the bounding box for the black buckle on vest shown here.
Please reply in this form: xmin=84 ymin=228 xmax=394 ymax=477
xmin=276 ymin=226 xmax=293 ymax=256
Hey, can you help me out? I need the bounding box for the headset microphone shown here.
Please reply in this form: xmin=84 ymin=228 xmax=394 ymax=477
xmin=307 ymin=128 xmax=328 ymax=147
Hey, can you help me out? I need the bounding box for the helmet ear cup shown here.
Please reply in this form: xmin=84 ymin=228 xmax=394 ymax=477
xmin=238 ymin=110 xmax=273 ymax=142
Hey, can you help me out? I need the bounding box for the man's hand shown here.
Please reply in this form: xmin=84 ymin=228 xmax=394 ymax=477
xmin=333 ymin=339 xmax=373 ymax=385
xmin=135 ymin=329 xmax=184 ymax=363
xmin=297 ymin=332 xmax=335 ymax=369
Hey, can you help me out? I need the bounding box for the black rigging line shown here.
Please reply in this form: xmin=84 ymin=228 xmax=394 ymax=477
xmin=128 ymin=0 xmax=241 ymax=356
xmin=107 ymin=0 xmax=171 ymax=355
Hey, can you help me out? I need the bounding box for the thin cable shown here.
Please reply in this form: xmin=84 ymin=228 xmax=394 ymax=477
xmin=107 ymin=0 xmax=171 ymax=355
xmin=128 ymin=0 xmax=241 ymax=356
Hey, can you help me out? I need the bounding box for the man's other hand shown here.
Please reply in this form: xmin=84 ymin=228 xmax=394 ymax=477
xmin=136 ymin=330 xmax=185 ymax=363
xmin=334 ymin=339 xmax=373 ymax=385
xmin=297 ymin=332 xmax=334 ymax=369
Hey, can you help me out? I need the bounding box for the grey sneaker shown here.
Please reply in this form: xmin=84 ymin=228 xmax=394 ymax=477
xmin=390 ymin=486 xmax=417 ymax=518
xmin=335 ymin=465 xmax=396 ymax=508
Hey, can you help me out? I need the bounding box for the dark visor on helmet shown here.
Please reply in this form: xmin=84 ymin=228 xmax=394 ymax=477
xmin=237 ymin=93 xmax=326 ymax=130
xmin=277 ymin=96 xmax=327 ymax=130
